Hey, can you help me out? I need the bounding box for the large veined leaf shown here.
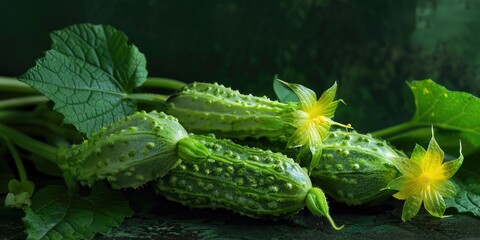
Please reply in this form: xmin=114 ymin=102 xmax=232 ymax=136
xmin=23 ymin=184 xmax=133 ymax=240
xmin=18 ymin=23 xmax=147 ymax=136
xmin=409 ymin=80 xmax=480 ymax=149
xmin=446 ymin=177 xmax=480 ymax=218
xmin=374 ymin=80 xmax=480 ymax=155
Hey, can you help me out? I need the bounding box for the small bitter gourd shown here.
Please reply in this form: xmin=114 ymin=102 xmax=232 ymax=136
xmin=311 ymin=130 xmax=403 ymax=205
xmin=164 ymin=81 xmax=350 ymax=170
xmin=234 ymin=130 xmax=403 ymax=206
xmin=165 ymin=82 xmax=296 ymax=140
xmin=65 ymin=111 xmax=188 ymax=189
xmin=156 ymin=134 xmax=343 ymax=230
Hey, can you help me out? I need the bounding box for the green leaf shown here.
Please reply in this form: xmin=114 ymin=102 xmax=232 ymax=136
xmin=273 ymin=77 xmax=300 ymax=103
xmin=446 ymin=177 xmax=480 ymax=218
xmin=408 ymin=80 xmax=480 ymax=150
xmin=18 ymin=23 xmax=147 ymax=136
xmin=374 ymin=80 xmax=480 ymax=155
xmin=23 ymin=184 xmax=133 ymax=240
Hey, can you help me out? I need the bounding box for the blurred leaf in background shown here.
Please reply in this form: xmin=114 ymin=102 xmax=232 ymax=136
xmin=0 ymin=0 xmax=479 ymax=133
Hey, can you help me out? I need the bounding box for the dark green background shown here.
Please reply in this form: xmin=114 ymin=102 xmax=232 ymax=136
xmin=1 ymin=1 xmax=480 ymax=239
xmin=1 ymin=0 xmax=479 ymax=133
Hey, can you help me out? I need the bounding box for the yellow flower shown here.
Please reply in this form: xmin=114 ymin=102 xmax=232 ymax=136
xmin=386 ymin=128 xmax=463 ymax=221
xmin=279 ymin=80 xmax=351 ymax=170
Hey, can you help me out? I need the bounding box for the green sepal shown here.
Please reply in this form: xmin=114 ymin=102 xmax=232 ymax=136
xmin=305 ymin=188 xmax=344 ymax=230
xmin=4 ymin=179 xmax=35 ymax=209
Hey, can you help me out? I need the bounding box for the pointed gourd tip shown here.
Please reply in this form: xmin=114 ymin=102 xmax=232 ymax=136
xmin=305 ymin=188 xmax=343 ymax=230
xmin=326 ymin=215 xmax=344 ymax=231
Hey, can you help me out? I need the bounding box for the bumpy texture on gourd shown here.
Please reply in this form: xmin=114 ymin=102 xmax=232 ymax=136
xmin=65 ymin=111 xmax=188 ymax=189
xmin=310 ymin=130 xmax=402 ymax=206
xmin=234 ymin=130 xmax=403 ymax=206
xmin=156 ymin=134 xmax=343 ymax=230
xmin=165 ymin=82 xmax=297 ymax=141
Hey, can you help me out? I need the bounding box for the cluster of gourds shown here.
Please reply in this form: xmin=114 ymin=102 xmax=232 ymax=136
xmin=63 ymin=81 xmax=404 ymax=230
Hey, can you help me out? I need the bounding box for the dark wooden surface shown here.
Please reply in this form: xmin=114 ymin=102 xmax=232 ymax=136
xmin=2 ymin=197 xmax=479 ymax=240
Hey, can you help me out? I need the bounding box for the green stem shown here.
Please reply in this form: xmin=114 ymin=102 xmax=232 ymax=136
xmin=0 ymin=76 xmax=37 ymax=93
xmin=144 ymin=77 xmax=186 ymax=91
xmin=371 ymin=121 xmax=417 ymax=139
xmin=63 ymin=172 xmax=78 ymax=192
xmin=0 ymin=110 xmax=80 ymax=142
xmin=0 ymin=96 xmax=49 ymax=109
xmin=0 ymin=123 xmax=58 ymax=164
xmin=0 ymin=110 xmax=25 ymax=122
xmin=127 ymin=93 xmax=168 ymax=105
xmin=5 ymin=139 xmax=28 ymax=181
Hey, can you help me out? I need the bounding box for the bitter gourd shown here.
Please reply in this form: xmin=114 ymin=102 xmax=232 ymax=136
xmin=165 ymin=82 xmax=295 ymax=140
xmin=311 ymin=130 xmax=403 ymax=205
xmin=234 ymin=130 xmax=403 ymax=206
xmin=65 ymin=111 xmax=188 ymax=189
xmin=164 ymin=81 xmax=350 ymax=170
xmin=156 ymin=134 xmax=343 ymax=230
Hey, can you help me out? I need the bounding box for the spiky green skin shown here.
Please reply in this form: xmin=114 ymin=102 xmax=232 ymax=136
xmin=156 ymin=134 xmax=312 ymax=219
xmin=165 ymin=82 xmax=297 ymax=141
xmin=234 ymin=130 xmax=403 ymax=206
xmin=65 ymin=111 xmax=188 ymax=189
xmin=310 ymin=130 xmax=402 ymax=206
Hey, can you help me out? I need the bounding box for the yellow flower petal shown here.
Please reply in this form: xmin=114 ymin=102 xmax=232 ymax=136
xmin=308 ymin=144 xmax=323 ymax=172
xmin=317 ymin=82 xmax=337 ymax=108
xmin=390 ymin=157 xmax=421 ymax=176
xmin=284 ymin=110 xmax=308 ymax=128
xmin=314 ymin=122 xmax=330 ymax=142
xmin=402 ymin=192 xmax=423 ymax=221
xmin=391 ymin=177 xmax=421 ymax=200
xmin=311 ymin=100 xmax=339 ymax=119
xmin=410 ymin=144 xmax=426 ymax=163
xmin=421 ymin=132 xmax=444 ymax=172
xmin=436 ymin=180 xmax=457 ymax=199
xmin=286 ymin=125 xmax=309 ymax=148
xmin=279 ymin=80 xmax=317 ymax=112
xmin=423 ymin=189 xmax=446 ymax=218
xmin=386 ymin=176 xmax=409 ymax=191
xmin=306 ymin=122 xmax=322 ymax=148
xmin=387 ymin=129 xmax=463 ymax=221
xmin=442 ymin=145 xmax=464 ymax=179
